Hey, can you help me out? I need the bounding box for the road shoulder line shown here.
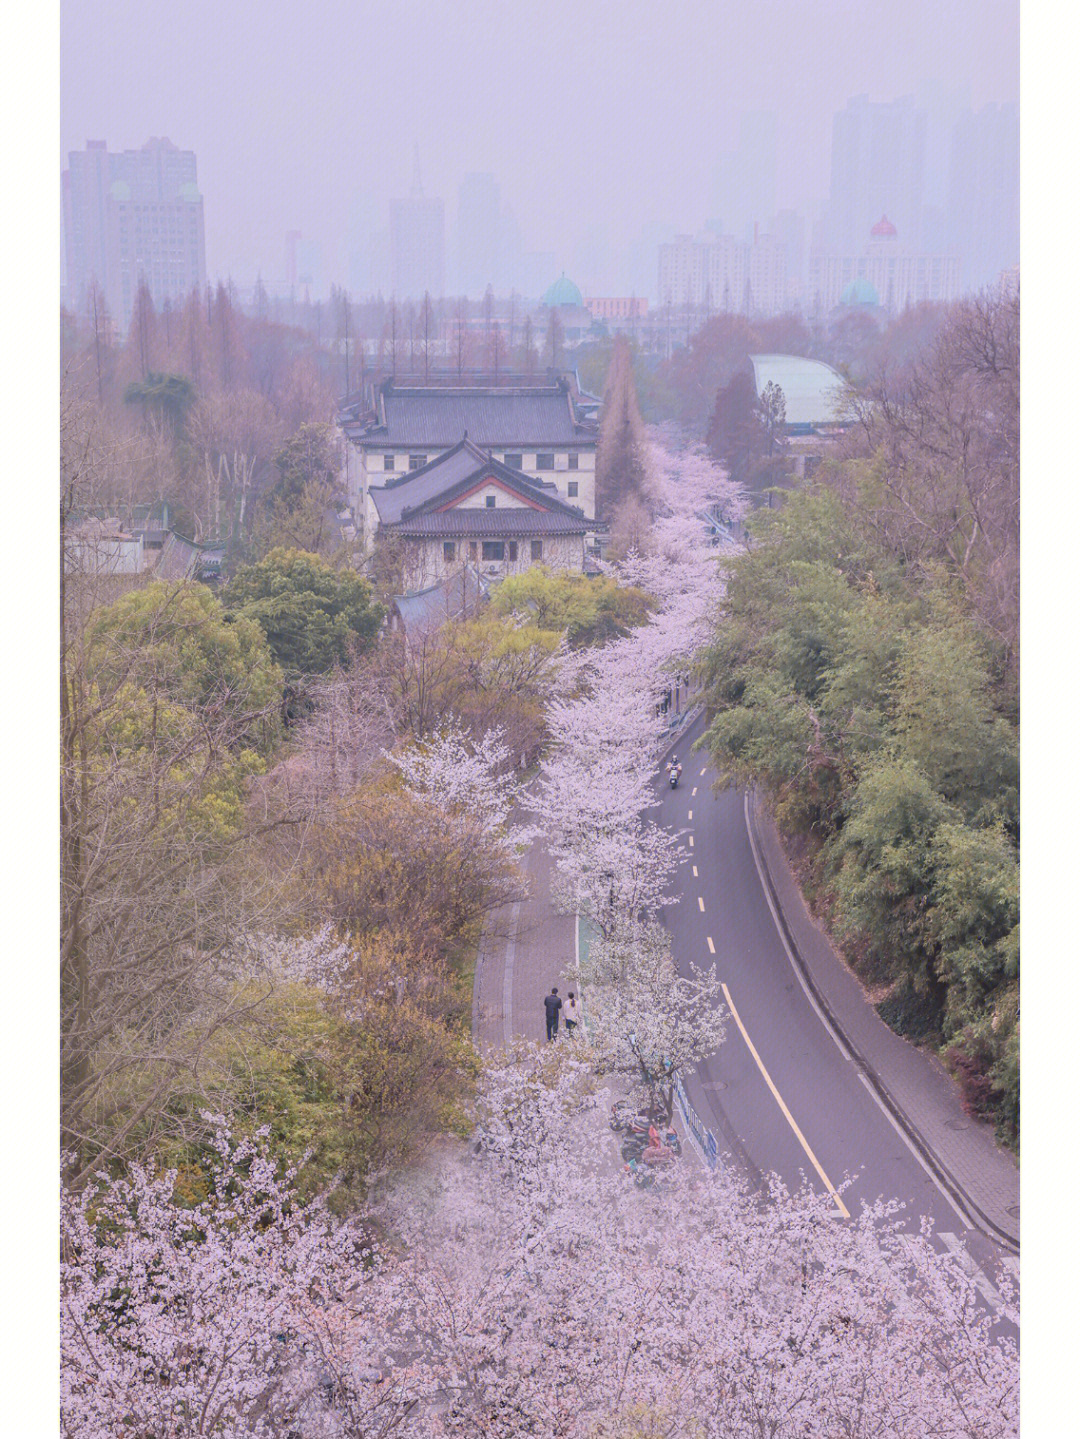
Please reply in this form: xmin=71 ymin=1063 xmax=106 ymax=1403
xmin=744 ymin=788 xmax=1019 ymax=1255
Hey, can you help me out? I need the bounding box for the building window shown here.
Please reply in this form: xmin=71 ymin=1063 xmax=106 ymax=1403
xmin=568 ymin=481 xmax=579 ymax=498
xmin=482 ymin=541 xmax=505 ymax=561
xmin=503 ymin=453 xmax=523 ymax=469
xmin=485 ymin=494 xmax=496 ymax=507
xmin=409 ymin=454 xmax=427 ymax=471
xmin=443 ymin=541 xmax=456 ymax=563
xmin=536 ymin=453 xmax=555 ymax=470
xmin=531 ymin=540 xmax=543 ymax=561
xmin=383 ymin=454 xmax=396 ymax=471
xmin=508 ymin=541 xmax=518 ymax=561
xmin=568 ymin=452 xmax=579 ymax=470
xmin=468 ymin=541 xmax=478 ymax=560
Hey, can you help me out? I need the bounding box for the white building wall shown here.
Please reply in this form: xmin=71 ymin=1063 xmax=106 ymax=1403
xmin=401 ymin=533 xmax=585 ymax=592
xmin=808 ymin=247 xmax=962 ymax=311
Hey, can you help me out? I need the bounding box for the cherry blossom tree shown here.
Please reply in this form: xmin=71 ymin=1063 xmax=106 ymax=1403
xmin=380 ymin=1050 xmax=1019 ymax=1438
xmin=63 ymin=1056 xmax=1019 ymax=1438
xmin=386 ymin=720 xmax=534 ymax=857
xmin=578 ymin=917 xmax=727 ymax=1121
xmin=61 ymin=1121 xmax=415 ymax=1438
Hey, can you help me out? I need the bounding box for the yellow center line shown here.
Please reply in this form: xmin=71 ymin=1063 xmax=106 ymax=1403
xmin=698 ymin=897 xmax=705 ymax=912
xmin=720 ymin=981 xmax=850 ymax=1220
xmin=700 ymin=767 xmax=706 ymax=777
xmin=692 ymin=865 xmax=699 ymax=877
xmin=688 ymin=835 xmax=694 ymax=848
xmin=688 ymin=809 xmax=693 ymax=820
xmin=692 ymin=786 xmax=698 ymax=796
xmin=707 ymin=936 xmax=715 ymax=954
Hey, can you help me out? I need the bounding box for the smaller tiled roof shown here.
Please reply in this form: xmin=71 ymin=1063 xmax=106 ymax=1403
xmin=371 ymin=438 xmax=588 ymax=529
xmin=391 ymin=564 xmax=489 ymax=638
xmin=155 ymin=531 xmax=201 ymax=580
xmin=396 ymin=509 xmax=590 ymax=539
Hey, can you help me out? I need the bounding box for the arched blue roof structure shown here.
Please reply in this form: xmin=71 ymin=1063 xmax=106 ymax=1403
xmin=840 ymin=278 xmax=880 ymax=308
xmin=542 ymin=274 xmax=584 ymax=307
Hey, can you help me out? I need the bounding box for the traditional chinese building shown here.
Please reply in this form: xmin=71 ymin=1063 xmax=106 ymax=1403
xmin=368 ymin=437 xmax=593 ymax=592
xmin=339 ymin=375 xmax=598 ymax=545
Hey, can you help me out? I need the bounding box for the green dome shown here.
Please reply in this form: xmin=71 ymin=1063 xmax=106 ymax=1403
xmin=109 ymin=179 xmax=131 ymax=201
xmin=840 ymin=278 xmax=879 ymax=308
xmin=542 ymin=273 xmax=584 ymax=307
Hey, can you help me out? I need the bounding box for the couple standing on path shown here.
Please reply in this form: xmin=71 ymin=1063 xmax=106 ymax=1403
xmin=544 ymin=987 xmax=580 ymax=1041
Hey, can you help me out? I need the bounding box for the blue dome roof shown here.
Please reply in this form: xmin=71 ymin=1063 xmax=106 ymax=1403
xmin=840 ymin=278 xmax=880 ymax=308
xmin=542 ymin=273 xmax=584 ymax=308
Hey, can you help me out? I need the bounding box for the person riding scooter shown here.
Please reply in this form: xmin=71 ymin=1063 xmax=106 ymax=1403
xmin=666 ymin=755 xmax=682 ymax=788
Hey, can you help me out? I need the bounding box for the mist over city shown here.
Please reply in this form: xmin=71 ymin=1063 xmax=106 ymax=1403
xmin=62 ymin=0 xmax=1018 ymax=316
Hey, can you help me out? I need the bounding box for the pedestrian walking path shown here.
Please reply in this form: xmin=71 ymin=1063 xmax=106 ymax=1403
xmin=473 ymin=841 xmax=576 ymax=1051
xmin=748 ymin=792 xmax=1020 ymax=1250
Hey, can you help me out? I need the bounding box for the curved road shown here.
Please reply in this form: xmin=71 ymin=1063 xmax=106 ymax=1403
xmin=655 ymin=711 xmax=1016 ymax=1297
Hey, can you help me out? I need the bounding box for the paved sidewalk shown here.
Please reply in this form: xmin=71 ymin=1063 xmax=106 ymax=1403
xmin=473 ymin=841 xmax=577 ymax=1051
xmin=749 ymin=793 xmax=1020 ymax=1250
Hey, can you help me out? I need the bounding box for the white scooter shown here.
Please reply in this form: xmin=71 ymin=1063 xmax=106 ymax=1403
xmin=667 ymin=758 xmax=682 ymax=789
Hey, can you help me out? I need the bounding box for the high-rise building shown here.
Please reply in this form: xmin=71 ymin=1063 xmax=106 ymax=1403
xmin=62 ymin=138 xmax=207 ymax=333
xmin=948 ymin=103 xmax=1019 ymax=291
xmin=390 ymin=148 xmax=445 ymax=299
xmin=824 ymin=95 xmax=926 ymax=252
xmin=808 ymin=215 xmax=961 ymax=313
xmin=773 ymin=209 xmax=806 ymax=308
xmin=657 ymin=230 xmax=786 ymax=316
xmin=710 ymin=111 xmax=778 ymax=244
xmin=455 ymin=172 xmax=501 ymax=297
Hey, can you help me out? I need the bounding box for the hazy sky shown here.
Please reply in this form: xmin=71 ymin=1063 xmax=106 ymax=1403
xmin=60 ymin=0 xmax=1019 ymax=290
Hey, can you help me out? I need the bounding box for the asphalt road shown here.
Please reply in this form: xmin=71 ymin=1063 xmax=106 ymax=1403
xmin=655 ymin=711 xmax=1017 ymax=1305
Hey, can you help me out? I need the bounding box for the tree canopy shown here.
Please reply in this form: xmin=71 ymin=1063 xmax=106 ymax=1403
xmin=491 ymin=565 xmax=653 ymax=646
xmin=701 ymin=485 xmax=1019 ymax=1142
xmin=224 ymin=547 xmax=383 ymax=675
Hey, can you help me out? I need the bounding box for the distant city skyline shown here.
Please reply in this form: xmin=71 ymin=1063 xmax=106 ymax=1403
xmin=60 ymin=0 xmax=1018 ymax=305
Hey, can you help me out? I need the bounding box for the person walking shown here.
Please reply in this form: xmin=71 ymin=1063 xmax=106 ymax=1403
xmin=544 ymin=987 xmax=562 ymax=1042
xmin=564 ymin=991 xmax=581 ymax=1036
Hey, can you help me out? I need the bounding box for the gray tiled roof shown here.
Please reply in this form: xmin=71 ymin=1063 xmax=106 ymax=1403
xmin=392 ymin=565 xmax=488 ymax=638
xmin=370 ymin=445 xmax=484 ymax=524
xmin=155 ymin=531 xmax=201 ymax=580
xmin=396 ymin=509 xmax=590 ymax=538
xmin=372 ymin=386 xmax=589 ymax=446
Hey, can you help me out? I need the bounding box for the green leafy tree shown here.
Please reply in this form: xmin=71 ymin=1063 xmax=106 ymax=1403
xmin=491 ymin=566 xmax=653 ymax=646
xmin=700 ymin=482 xmax=1019 ymax=1141
xmin=270 ymin=422 xmax=340 ymax=512
xmin=64 ymin=579 xmax=285 ymax=1175
xmin=87 ymin=580 xmax=283 ymax=740
xmin=225 ymin=547 xmax=383 ymax=675
xmin=123 ymin=371 xmax=196 ymax=440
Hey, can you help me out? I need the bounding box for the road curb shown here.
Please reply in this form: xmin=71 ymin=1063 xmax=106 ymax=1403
xmin=745 ymin=788 xmax=1020 ymax=1255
